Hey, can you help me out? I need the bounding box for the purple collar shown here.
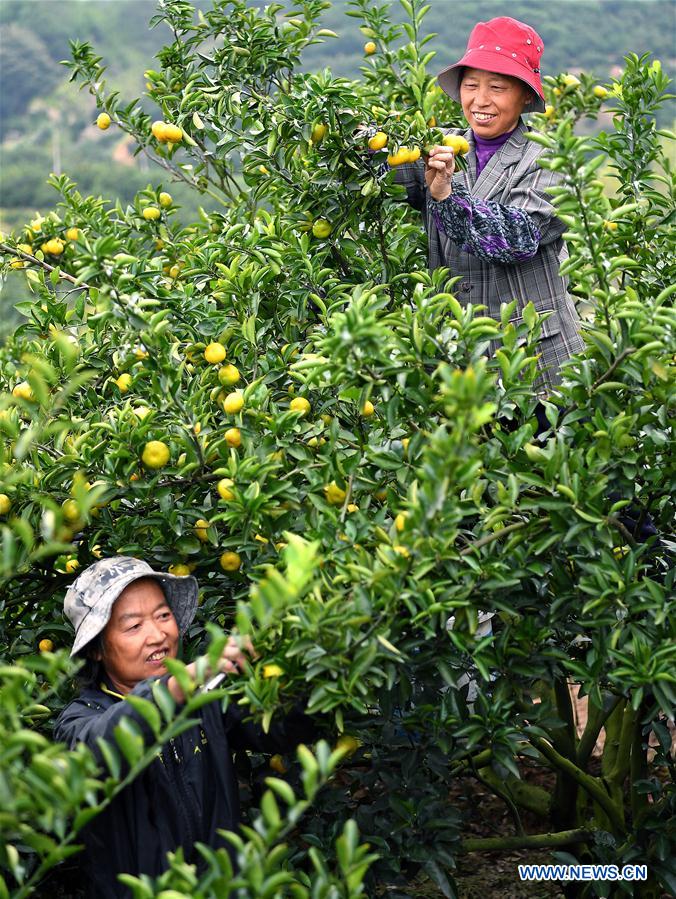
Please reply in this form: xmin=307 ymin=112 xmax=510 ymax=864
xmin=472 ymin=127 xmax=517 ymax=176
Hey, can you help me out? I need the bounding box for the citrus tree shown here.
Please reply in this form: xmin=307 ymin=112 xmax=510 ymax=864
xmin=0 ymin=0 xmax=674 ymax=896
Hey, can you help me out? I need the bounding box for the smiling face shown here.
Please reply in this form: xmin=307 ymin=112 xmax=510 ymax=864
xmin=459 ymin=67 xmax=533 ymax=138
xmin=94 ymin=578 xmax=179 ymax=694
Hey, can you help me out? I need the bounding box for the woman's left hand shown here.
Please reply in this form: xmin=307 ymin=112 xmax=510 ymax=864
xmin=425 ymin=145 xmax=456 ymax=201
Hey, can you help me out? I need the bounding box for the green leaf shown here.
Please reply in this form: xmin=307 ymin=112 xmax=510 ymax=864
xmin=125 ymin=694 xmax=161 ymax=736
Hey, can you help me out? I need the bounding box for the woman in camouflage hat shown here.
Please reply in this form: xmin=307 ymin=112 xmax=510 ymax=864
xmin=55 ymin=556 xmax=316 ymax=899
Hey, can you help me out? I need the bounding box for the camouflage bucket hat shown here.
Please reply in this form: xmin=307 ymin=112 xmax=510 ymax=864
xmin=64 ymin=556 xmax=198 ymax=657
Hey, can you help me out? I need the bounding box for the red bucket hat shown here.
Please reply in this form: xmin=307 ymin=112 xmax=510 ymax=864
xmin=437 ymin=17 xmax=546 ymax=113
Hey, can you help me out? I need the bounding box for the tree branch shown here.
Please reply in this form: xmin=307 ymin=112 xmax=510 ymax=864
xmin=529 ymin=735 xmax=625 ymax=834
xmin=461 ymin=828 xmax=593 ymax=854
xmin=0 ymin=242 xmax=91 ymax=289
xmin=577 ymin=693 xmax=625 ymax=768
xmin=460 ymin=520 xmax=531 ymax=556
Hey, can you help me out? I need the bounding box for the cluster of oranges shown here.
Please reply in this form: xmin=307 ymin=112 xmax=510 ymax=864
xmin=151 ymin=120 xmax=184 ymax=143
xmin=368 ymin=130 xmax=470 ymax=168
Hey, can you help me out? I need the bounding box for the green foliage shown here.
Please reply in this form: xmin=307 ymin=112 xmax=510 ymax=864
xmin=0 ymin=651 xmax=370 ymax=898
xmin=118 ymin=742 xmax=375 ymax=898
xmin=0 ymin=1 xmax=674 ymax=897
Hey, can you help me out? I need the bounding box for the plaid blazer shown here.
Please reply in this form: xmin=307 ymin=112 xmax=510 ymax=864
xmin=394 ymin=119 xmax=584 ymax=393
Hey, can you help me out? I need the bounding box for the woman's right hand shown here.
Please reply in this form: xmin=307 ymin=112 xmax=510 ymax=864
xmin=424 ymin=145 xmax=456 ymax=201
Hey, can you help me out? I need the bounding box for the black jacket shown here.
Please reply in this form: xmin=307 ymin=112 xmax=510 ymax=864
xmin=54 ymin=676 xmax=316 ymax=899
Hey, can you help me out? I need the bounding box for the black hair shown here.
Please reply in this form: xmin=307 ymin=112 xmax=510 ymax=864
xmin=75 ymin=631 xmax=106 ymax=689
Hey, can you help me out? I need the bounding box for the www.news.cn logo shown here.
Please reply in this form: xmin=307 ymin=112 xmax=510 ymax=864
xmin=518 ymin=864 xmax=648 ymax=882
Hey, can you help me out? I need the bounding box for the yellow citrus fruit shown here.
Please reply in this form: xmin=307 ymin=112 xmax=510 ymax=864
xmin=347 ymin=503 xmax=359 ymax=513
xmin=155 ymin=238 xmax=165 ymax=250
xmin=368 ymin=131 xmax=388 ymax=151
xmin=204 ymin=342 xmax=227 ymax=364
xmin=427 ymin=116 xmax=437 ymax=126
xmin=395 ymin=512 xmax=406 ymax=532
xmin=12 ymin=381 xmax=34 ymax=401
xmin=163 ymin=123 xmax=183 ymax=142
xmin=442 ymin=134 xmax=470 ymax=155
xmin=393 ymin=544 xmax=410 ymax=558
xmin=407 ymin=147 xmax=421 ymax=162
xmin=96 ymin=112 xmax=111 ymax=130
xmin=194 ymin=519 xmax=210 ymax=542
xmin=142 ymin=207 xmax=161 ymax=221
xmin=168 ymin=265 xmax=181 ymax=279
xmin=311 ymin=123 xmax=327 ymax=142
xmin=386 ymin=148 xmax=411 ymax=166
xmin=593 ymin=85 xmax=609 ymax=99
xmin=159 ymin=191 xmax=173 ymax=207
xmin=168 ymin=562 xmax=191 ymax=576
xmin=115 ymin=373 xmax=132 ymax=393
xmin=544 ymin=105 xmax=555 ymax=119
xmin=290 ymin=396 xmax=311 ymax=417
xmin=335 ymin=734 xmax=360 ymax=757
xmin=224 ymin=427 xmax=241 ymax=448
xmin=152 ymin=120 xmax=169 ymax=141
xmin=563 ymin=74 xmax=581 ymax=88
xmin=65 ymin=558 xmax=80 ymax=574
xmin=0 ymin=494 xmax=11 ymax=515
xmin=62 ymin=499 xmax=80 ymax=523
xmin=10 ymin=243 xmax=32 ymax=268
xmin=324 ymin=482 xmax=346 ymax=505
xmin=364 ymin=41 xmax=377 ymax=55
xmin=142 ymin=440 xmax=171 ymax=469
xmin=603 ymin=220 xmax=618 ymax=231
xmin=65 ymin=227 xmax=80 ymax=241
xmin=312 ymin=219 xmax=332 ymax=239
xmin=41 ymin=238 xmax=65 ymax=255
xmin=361 ymin=400 xmax=375 ymax=417
xmin=220 ymin=550 xmax=241 ymax=572
xmin=38 ymin=638 xmax=54 ymax=653
xmin=270 ymin=754 xmax=287 ymax=773
xmin=223 ymin=391 xmax=244 ymax=414
xmin=218 ymin=364 xmax=240 ymax=386
xmin=262 ymin=663 xmax=284 ymax=678
xmin=217 ymin=478 xmax=235 ymax=500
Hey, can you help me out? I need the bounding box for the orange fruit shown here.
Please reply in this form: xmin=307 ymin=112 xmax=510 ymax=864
xmin=219 ymin=550 xmax=241 ymax=572
xmin=442 ymin=135 xmax=470 ymax=155
xmin=368 ymin=132 xmax=388 ymax=151
xmin=224 ymin=427 xmax=241 ymax=448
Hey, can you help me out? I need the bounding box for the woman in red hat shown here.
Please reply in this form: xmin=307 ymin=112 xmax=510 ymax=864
xmin=395 ymin=16 xmax=584 ymax=400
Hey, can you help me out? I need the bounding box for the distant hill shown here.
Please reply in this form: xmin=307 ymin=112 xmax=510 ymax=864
xmin=1 ymin=0 xmax=674 ymax=233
